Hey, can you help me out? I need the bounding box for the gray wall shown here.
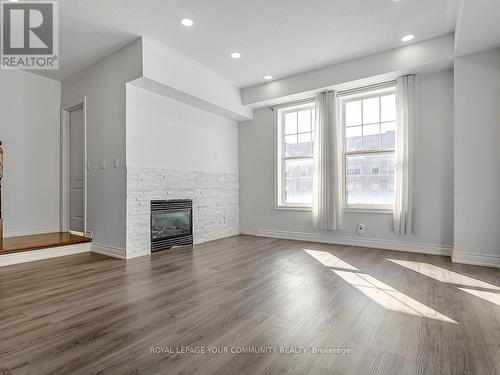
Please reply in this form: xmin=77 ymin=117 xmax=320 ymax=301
xmin=61 ymin=40 xmax=142 ymax=250
xmin=239 ymin=69 xmax=454 ymax=249
xmin=454 ymin=48 xmax=500 ymax=263
xmin=0 ymin=70 xmax=61 ymax=236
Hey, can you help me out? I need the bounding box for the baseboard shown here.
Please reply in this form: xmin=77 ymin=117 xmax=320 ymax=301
xmin=91 ymin=243 xmax=126 ymax=260
xmin=3 ymin=227 xmax=61 ymax=238
xmin=256 ymin=229 xmax=452 ymax=256
xmin=452 ymin=251 xmax=500 ymax=268
xmin=0 ymin=242 xmax=91 ymax=267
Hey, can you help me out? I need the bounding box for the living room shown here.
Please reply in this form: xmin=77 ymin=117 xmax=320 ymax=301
xmin=0 ymin=1 xmax=499 ymax=374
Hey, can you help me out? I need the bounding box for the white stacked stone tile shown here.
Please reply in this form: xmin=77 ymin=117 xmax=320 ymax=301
xmin=127 ymin=166 xmax=239 ymax=258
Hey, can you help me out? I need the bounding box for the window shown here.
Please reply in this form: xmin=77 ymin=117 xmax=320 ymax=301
xmin=276 ymin=102 xmax=315 ymax=208
xmin=341 ymin=87 xmax=396 ymax=209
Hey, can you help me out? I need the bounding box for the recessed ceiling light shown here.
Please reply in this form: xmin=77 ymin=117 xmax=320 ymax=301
xmin=401 ymin=34 xmax=414 ymax=42
xmin=230 ymin=52 xmax=241 ymax=59
xmin=264 ymin=75 xmax=273 ymax=80
xmin=8 ymin=0 xmax=19 ymax=2
xmin=180 ymin=18 xmax=194 ymax=27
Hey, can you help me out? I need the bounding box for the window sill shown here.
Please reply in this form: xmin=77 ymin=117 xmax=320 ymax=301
xmin=275 ymin=206 xmax=312 ymax=212
xmin=344 ymin=207 xmax=393 ymax=215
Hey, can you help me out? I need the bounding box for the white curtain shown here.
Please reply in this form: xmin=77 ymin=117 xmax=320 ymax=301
xmin=394 ymin=75 xmax=416 ymax=234
xmin=312 ymin=91 xmax=343 ymax=230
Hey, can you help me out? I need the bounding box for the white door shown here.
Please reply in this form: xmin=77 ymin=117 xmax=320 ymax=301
xmin=69 ymin=107 xmax=85 ymax=233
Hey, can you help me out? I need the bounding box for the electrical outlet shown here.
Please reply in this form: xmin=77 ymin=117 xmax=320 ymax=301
xmin=356 ymin=224 xmax=366 ymax=235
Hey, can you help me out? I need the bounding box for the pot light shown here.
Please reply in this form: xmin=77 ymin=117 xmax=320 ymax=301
xmin=401 ymin=34 xmax=414 ymax=42
xmin=180 ymin=18 xmax=194 ymax=27
xmin=8 ymin=0 xmax=19 ymax=2
xmin=230 ymin=52 xmax=241 ymax=59
xmin=264 ymin=75 xmax=273 ymax=80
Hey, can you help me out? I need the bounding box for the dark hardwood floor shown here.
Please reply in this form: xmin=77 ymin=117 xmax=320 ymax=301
xmin=0 ymin=232 xmax=91 ymax=255
xmin=0 ymin=235 xmax=498 ymax=374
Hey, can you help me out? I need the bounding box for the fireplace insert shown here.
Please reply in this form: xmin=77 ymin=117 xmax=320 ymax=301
xmin=150 ymin=200 xmax=193 ymax=252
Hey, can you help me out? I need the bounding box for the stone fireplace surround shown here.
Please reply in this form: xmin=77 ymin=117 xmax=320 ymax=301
xmin=127 ymin=166 xmax=239 ymax=258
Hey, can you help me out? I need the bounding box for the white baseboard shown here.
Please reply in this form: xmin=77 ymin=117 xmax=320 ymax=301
xmin=3 ymin=227 xmax=61 ymax=238
xmin=256 ymin=229 xmax=452 ymax=256
xmin=0 ymin=242 xmax=91 ymax=267
xmin=91 ymin=243 xmax=126 ymax=260
xmin=452 ymin=251 xmax=500 ymax=268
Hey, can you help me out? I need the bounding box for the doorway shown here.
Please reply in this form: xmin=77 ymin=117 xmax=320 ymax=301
xmin=61 ymin=100 xmax=87 ymax=236
xmin=69 ymin=107 xmax=85 ymax=233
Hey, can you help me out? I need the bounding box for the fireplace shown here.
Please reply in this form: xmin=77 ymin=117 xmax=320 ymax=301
xmin=150 ymin=200 xmax=193 ymax=252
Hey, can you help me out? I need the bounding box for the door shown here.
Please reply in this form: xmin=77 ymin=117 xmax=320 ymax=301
xmin=69 ymin=107 xmax=85 ymax=233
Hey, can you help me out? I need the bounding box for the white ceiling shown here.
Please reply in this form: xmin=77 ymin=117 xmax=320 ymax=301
xmin=42 ymin=0 xmax=459 ymax=87
xmin=455 ymin=0 xmax=500 ymax=57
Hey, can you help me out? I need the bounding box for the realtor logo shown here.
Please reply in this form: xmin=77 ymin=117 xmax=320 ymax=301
xmin=1 ymin=0 xmax=58 ymax=70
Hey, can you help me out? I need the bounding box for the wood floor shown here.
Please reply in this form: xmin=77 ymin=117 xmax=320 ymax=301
xmin=0 ymin=235 xmax=498 ymax=375
xmin=0 ymin=232 xmax=91 ymax=255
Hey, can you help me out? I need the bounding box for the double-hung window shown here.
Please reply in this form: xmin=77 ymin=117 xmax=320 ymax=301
xmin=276 ymin=102 xmax=315 ymax=208
xmin=341 ymin=87 xmax=396 ymax=210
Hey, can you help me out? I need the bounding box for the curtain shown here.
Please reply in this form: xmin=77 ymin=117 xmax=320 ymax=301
xmin=394 ymin=75 xmax=416 ymax=234
xmin=312 ymin=91 xmax=343 ymax=230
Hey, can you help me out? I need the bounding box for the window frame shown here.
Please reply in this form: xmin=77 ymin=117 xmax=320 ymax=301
xmin=340 ymin=86 xmax=396 ymax=212
xmin=275 ymin=101 xmax=315 ymax=210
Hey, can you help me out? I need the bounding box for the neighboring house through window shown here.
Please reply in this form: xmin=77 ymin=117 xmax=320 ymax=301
xmin=340 ymin=86 xmax=396 ymax=209
xmin=276 ymin=102 xmax=315 ymax=208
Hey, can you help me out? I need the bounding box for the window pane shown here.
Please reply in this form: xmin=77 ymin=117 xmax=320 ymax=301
xmin=297 ymin=132 xmax=313 ymax=156
xmin=345 ymin=101 xmax=361 ymax=126
xmin=298 ymin=110 xmax=311 ymax=133
xmin=285 ymin=134 xmax=297 ymax=157
xmin=285 ymin=112 xmax=297 ymax=134
xmin=362 ymin=97 xmax=380 ymax=124
xmin=346 ymin=125 xmax=362 ymax=151
xmin=285 ymin=158 xmax=313 ymax=204
xmin=381 ymin=121 xmax=396 ymax=148
xmin=362 ymin=123 xmax=380 ymax=150
xmin=346 ymin=152 xmax=395 ymax=206
xmin=297 ymin=132 xmax=311 ymax=143
xmin=381 ymin=94 xmax=396 ymax=122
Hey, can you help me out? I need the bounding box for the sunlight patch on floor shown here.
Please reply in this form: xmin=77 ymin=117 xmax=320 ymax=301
xmin=304 ymin=249 xmax=358 ymax=270
xmin=387 ymin=259 xmax=500 ymax=291
xmin=333 ymin=270 xmax=457 ymax=323
xmin=458 ymin=288 xmax=500 ymax=307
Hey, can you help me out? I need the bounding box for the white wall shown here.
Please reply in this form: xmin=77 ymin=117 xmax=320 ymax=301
xmin=61 ymin=40 xmax=142 ymax=250
xmin=126 ymin=85 xmax=240 ymax=258
xmin=126 ymin=85 xmax=239 ymax=174
xmin=0 ymin=70 xmax=61 ymax=236
xmin=239 ymin=69 xmax=454 ymax=252
xmin=453 ymin=48 xmax=500 ymax=266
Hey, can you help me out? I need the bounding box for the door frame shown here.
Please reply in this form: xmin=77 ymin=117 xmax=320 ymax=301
xmin=60 ymin=97 xmax=88 ymax=236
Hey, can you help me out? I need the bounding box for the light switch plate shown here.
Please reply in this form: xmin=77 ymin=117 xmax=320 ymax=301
xmin=113 ymin=158 xmax=119 ymax=168
xmin=99 ymin=160 xmax=106 ymax=169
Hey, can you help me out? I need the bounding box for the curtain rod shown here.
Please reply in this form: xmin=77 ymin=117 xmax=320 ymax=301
xmin=336 ymin=80 xmax=397 ymax=97
xmin=270 ymin=76 xmax=413 ymax=110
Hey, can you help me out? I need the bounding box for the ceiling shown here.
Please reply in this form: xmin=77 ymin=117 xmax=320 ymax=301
xmin=41 ymin=0 xmax=459 ymax=87
xmin=455 ymin=0 xmax=500 ymax=57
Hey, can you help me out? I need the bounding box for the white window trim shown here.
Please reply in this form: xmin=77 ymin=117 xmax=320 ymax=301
xmin=340 ymin=86 xmax=396 ymax=212
xmin=275 ymin=101 xmax=315 ymax=210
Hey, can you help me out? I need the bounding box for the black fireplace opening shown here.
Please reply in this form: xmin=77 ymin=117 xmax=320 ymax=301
xmin=151 ymin=200 xmax=193 ymax=252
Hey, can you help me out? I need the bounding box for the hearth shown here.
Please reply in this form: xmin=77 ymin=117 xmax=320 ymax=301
xmin=150 ymin=200 xmax=193 ymax=252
